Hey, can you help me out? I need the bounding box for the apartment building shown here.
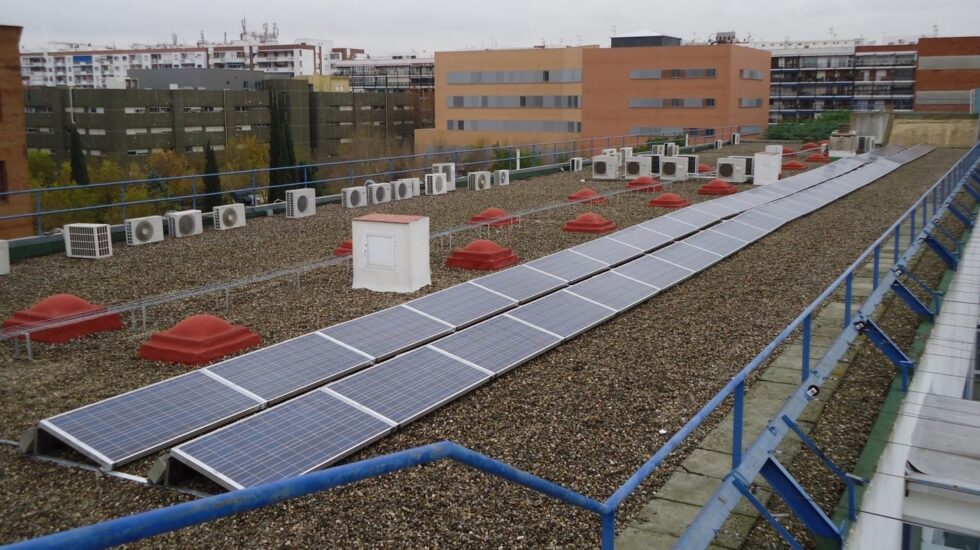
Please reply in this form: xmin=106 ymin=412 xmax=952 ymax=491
xmin=21 ymin=35 xmax=336 ymax=89
xmin=914 ymin=36 xmax=980 ymax=112
xmin=415 ymin=36 xmax=769 ymax=153
xmin=332 ymin=55 xmax=435 ymax=92
xmin=23 ymin=81 xmax=428 ymax=162
xmin=581 ymin=42 xmax=770 ymax=141
xmin=0 ymin=25 xmax=33 ymax=239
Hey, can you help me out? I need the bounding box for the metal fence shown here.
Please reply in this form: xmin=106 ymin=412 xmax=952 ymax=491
xmin=2 ymin=128 xmax=747 ymax=235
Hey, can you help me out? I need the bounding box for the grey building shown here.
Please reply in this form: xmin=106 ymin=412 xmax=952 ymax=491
xmin=128 ymin=68 xmax=267 ymax=90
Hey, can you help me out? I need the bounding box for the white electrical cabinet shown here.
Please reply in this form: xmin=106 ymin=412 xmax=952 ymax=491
xmin=753 ymin=152 xmax=782 ymax=185
xmin=352 ymin=214 xmax=431 ymax=293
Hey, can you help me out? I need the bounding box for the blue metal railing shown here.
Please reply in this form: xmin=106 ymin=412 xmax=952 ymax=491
xmin=2 ymin=127 xmax=745 ymax=235
xmin=9 ymin=145 xmax=977 ymax=550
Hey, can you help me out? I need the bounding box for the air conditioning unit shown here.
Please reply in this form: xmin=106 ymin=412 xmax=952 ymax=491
xmin=730 ymin=155 xmax=754 ymax=176
xmin=64 ymin=223 xmax=113 ymax=259
xmin=166 ymin=209 xmax=203 ymax=238
xmin=592 ymin=155 xmax=619 ymax=180
xmin=664 ymin=143 xmax=680 ymax=157
xmin=391 ymin=180 xmax=413 ymax=201
xmin=494 ymin=169 xmax=510 ymax=186
xmin=213 ymin=203 xmax=246 ymax=231
xmin=467 ymin=171 xmax=492 ymax=191
xmin=753 ymin=152 xmax=781 ymax=185
xmin=648 ymin=144 xmax=666 ymax=156
xmin=399 ymin=178 xmax=422 ymax=197
xmin=660 ymin=157 xmax=688 ymax=182
xmin=714 ymin=139 xmax=724 ymax=149
xmin=570 ymin=157 xmax=584 ymax=172
xmin=341 ymin=186 xmax=368 ymax=208
xmin=620 ymin=147 xmax=633 ymax=162
xmin=432 ymin=162 xmax=456 ymax=192
xmin=286 ymin=188 xmax=316 ymax=218
xmin=624 ymin=156 xmax=653 ymax=179
xmin=765 ymin=144 xmax=784 ymax=155
xmin=679 ymin=154 xmax=699 ymax=175
xmin=424 ymin=172 xmax=447 ymax=195
xmin=367 ymin=182 xmax=391 ymax=204
xmin=124 ymin=215 xmax=164 ymax=246
xmin=820 ymin=143 xmax=829 ymax=154
xmin=601 ymin=148 xmax=618 ymax=156
xmin=716 ymin=158 xmax=749 ymax=183
xmin=857 ymin=135 xmax=876 ymax=154
xmin=732 ymin=133 xmax=741 ymax=145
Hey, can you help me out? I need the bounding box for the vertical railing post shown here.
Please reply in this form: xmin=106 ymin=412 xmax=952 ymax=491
xmin=600 ymin=510 xmax=616 ymax=550
xmin=910 ymin=209 xmax=916 ymax=243
xmin=191 ymin=178 xmax=198 ymax=211
xmin=801 ymin=314 xmax=812 ymax=382
xmin=120 ymin=183 xmax=127 ymax=223
xmin=34 ymin=190 xmax=43 ymax=236
xmin=921 ymin=199 xmax=928 ymax=227
xmin=250 ymin=172 xmax=258 ymax=208
xmin=733 ymin=380 xmax=745 ymax=468
xmin=893 ymin=223 xmax=901 ymax=264
xmin=872 ymin=244 xmax=881 ymax=290
xmin=303 ymin=166 xmax=308 ymax=184
xmin=348 ymin=161 xmax=354 ymax=187
xmin=844 ymin=272 xmax=854 ymax=328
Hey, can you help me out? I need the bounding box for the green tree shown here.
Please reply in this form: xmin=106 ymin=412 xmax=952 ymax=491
xmin=28 ymin=150 xmax=58 ymax=187
xmin=202 ymin=141 xmax=223 ymax=211
xmin=68 ymin=126 xmax=90 ymax=185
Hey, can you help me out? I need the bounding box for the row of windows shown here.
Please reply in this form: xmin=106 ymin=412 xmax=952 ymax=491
xmin=630 ymin=68 xmax=717 ymax=80
xmin=739 ymin=98 xmax=765 ymax=108
xmin=740 ymin=69 xmax=765 ymax=80
xmin=447 ymin=119 xmax=582 ymax=133
xmin=447 ymin=95 xmax=581 ymax=109
xmin=630 ymin=98 xmax=716 ymax=108
xmin=447 ymin=69 xmax=582 ymax=85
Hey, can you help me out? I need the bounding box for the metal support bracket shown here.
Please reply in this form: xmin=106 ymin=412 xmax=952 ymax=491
xmin=946 ymin=201 xmax=974 ymax=229
xmin=924 ymin=234 xmax=959 ymax=270
xmin=759 ymin=456 xmax=843 ymax=544
xmin=733 ymin=475 xmax=806 ymax=550
xmin=890 ymin=279 xmax=936 ymax=321
xmin=854 ymin=316 xmax=916 ymax=392
xmin=963 ymin=180 xmax=980 ymax=201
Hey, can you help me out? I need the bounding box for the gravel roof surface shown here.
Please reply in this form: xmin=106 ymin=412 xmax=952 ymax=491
xmin=0 ymin=145 xmax=965 ymax=548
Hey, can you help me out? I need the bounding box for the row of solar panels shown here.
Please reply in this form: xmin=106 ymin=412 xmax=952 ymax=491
xmin=35 ymin=146 xmax=927 ymax=483
xmin=168 ymin=153 xmax=922 ymax=489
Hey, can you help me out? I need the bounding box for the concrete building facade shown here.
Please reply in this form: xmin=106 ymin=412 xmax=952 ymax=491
xmin=914 ymin=36 xmax=980 ymax=112
xmin=0 ymin=25 xmax=33 ymax=239
xmin=23 ymin=82 xmax=429 ymax=163
xmin=127 ymin=68 xmax=266 ymax=90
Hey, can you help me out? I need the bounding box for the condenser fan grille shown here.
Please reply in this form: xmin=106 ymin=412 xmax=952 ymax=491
xmin=222 ymin=208 xmax=238 ymax=227
xmin=349 ymin=189 xmax=362 ymax=205
xmin=297 ymin=195 xmax=310 ymax=212
xmin=134 ymin=220 xmax=154 ymax=241
xmin=178 ymin=215 xmax=195 ymax=235
xmin=627 ymin=162 xmax=639 ymax=175
xmin=719 ymin=164 xmax=734 ymax=178
xmin=374 ymin=186 xmax=385 ymax=202
xmin=596 ymin=161 xmax=607 ymax=174
xmin=663 ymin=163 xmax=676 ymax=176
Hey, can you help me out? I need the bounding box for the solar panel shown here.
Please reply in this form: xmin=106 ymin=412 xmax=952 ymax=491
xmin=319 ymin=305 xmax=453 ymax=360
xmin=471 ymin=265 xmax=566 ymax=303
xmin=526 ymin=250 xmax=609 ymax=283
xmin=207 ymin=333 xmax=373 ymax=403
xmin=328 ymin=346 xmax=490 ymax=425
xmin=710 ymin=219 xmax=768 ymax=243
xmin=506 ymin=290 xmax=616 ymax=339
xmin=682 ymin=230 xmax=749 ymax=257
xmin=429 ymin=315 xmax=561 ymax=375
xmin=651 ymin=242 xmax=722 ymax=272
xmin=639 ymin=217 xmax=701 ymax=239
xmin=665 ymin=206 xmax=723 ymax=229
xmin=753 ymin=202 xmax=801 ymax=222
xmin=566 ymin=271 xmax=659 ymax=312
xmin=713 ymin=193 xmax=764 ymax=210
xmin=570 ymin=237 xmax=646 ymax=266
xmin=405 ymin=282 xmax=516 ymax=328
xmin=692 ymin=200 xmax=742 ymax=218
xmin=613 ymin=254 xmax=693 ymax=290
xmin=172 ymin=389 xmax=392 ymax=490
xmin=40 ymin=371 xmax=263 ymax=468
xmin=732 ymin=210 xmax=786 ymax=232
xmin=606 ymin=226 xmax=673 ymax=252
xmin=769 ymin=197 xmax=813 ymax=217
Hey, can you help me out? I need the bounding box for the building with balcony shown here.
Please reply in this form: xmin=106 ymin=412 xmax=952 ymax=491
xmin=332 ymin=55 xmax=434 ymax=92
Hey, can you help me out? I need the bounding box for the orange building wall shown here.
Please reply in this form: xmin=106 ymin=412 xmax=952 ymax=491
xmin=914 ymin=36 xmax=980 ymax=113
xmin=581 ymin=44 xmax=770 ymax=141
xmin=0 ymin=25 xmax=33 ymax=239
xmin=415 ymin=46 xmax=594 ymax=152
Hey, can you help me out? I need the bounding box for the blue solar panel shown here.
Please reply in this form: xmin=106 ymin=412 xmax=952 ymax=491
xmin=607 ymin=226 xmax=673 ymax=252
xmin=682 ymin=230 xmax=749 ymax=257
xmin=207 ymin=333 xmax=372 ymax=403
xmin=710 ymin=219 xmax=768 ymax=243
xmin=613 ymin=255 xmax=692 ymax=290
xmin=172 ymin=390 xmax=392 ymax=489
xmin=405 ymin=282 xmax=516 ymax=328
xmin=639 ymin=216 xmax=701 ymax=239
xmin=319 ymin=305 xmax=453 ymax=360
xmin=471 ymin=265 xmax=566 ymax=302
xmin=507 ymin=290 xmax=616 ymax=339
xmin=429 ymin=315 xmax=561 ymax=375
xmin=40 ymin=371 xmax=262 ymax=468
xmin=566 ymin=271 xmax=659 ymax=312
xmin=570 ymin=237 xmax=646 ymax=266
xmin=526 ymin=250 xmax=609 ymax=283
xmin=328 ymin=346 xmax=490 ymax=425
xmin=651 ymin=242 xmax=722 ymax=272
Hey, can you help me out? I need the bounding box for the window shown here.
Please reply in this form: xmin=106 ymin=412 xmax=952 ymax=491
xmin=446 ymin=69 xmax=582 ymax=84
xmin=88 ymin=128 xmax=106 ymax=136
xmin=740 ymin=98 xmax=764 ymax=108
xmin=448 ymin=95 xmax=581 ymax=109
xmin=446 ymin=119 xmax=581 ymax=133
xmin=629 ymin=98 xmax=715 ymax=108
xmin=150 ymin=127 xmax=173 ymax=134
xmin=234 ymin=124 xmax=252 ymax=132
xmin=205 ymin=126 xmax=223 ymax=132
xmin=126 ymin=149 xmax=149 ymax=156
xmin=184 ymin=126 xmax=203 ymax=133
xmin=185 ymin=145 xmax=204 ymax=153
xmin=630 ymin=68 xmax=716 ymax=80
xmin=125 ymin=128 xmax=148 ymax=135
xmin=740 ymin=69 xmax=765 ymax=80
xmin=124 ymin=106 xmax=146 ymax=114
xmin=84 ymin=149 xmax=102 ymax=156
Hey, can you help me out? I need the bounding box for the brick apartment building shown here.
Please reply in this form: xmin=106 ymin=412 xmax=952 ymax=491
xmin=414 ymin=35 xmax=770 ymax=152
xmin=915 ymin=36 xmax=980 ymax=112
xmin=0 ymin=25 xmax=32 ymax=239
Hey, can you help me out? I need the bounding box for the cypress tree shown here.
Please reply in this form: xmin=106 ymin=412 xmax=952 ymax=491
xmin=68 ymin=126 xmax=90 ymax=185
xmin=202 ymin=141 xmax=222 ymax=211
xmin=267 ymin=92 xmax=287 ymax=202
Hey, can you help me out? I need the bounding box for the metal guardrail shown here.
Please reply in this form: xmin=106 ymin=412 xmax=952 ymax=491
xmin=2 ymin=128 xmax=747 ymax=235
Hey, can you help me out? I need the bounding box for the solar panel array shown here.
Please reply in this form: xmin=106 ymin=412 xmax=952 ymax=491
xmin=37 ymin=145 xmax=930 ymax=484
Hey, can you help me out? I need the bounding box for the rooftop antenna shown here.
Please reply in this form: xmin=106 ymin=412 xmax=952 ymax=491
xmin=612 ymin=25 xmax=617 ymax=37
xmin=241 ymin=18 xmax=247 ymax=36
xmin=171 ymin=33 xmax=178 ymax=46
xmin=932 ymin=24 xmax=938 ymax=37
xmin=828 ymin=26 xmax=836 ymax=38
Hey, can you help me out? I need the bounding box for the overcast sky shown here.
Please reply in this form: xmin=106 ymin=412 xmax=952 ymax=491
xmin=5 ymin=0 xmax=977 ymax=54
